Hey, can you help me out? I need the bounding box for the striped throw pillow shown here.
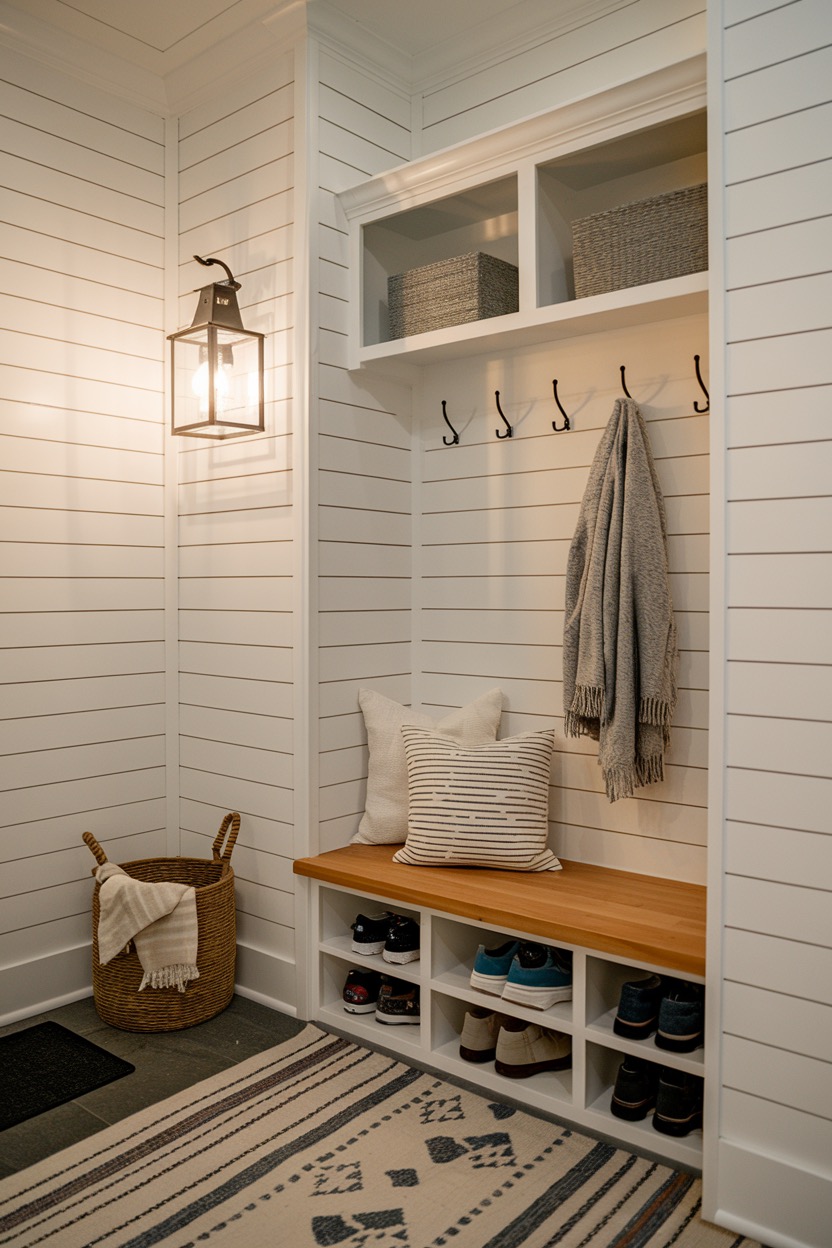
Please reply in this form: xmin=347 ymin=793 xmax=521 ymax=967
xmin=393 ymin=727 xmax=561 ymax=872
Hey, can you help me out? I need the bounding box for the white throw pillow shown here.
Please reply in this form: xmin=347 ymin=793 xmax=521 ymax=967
xmin=393 ymin=726 xmax=561 ymax=872
xmin=353 ymin=688 xmax=503 ymax=846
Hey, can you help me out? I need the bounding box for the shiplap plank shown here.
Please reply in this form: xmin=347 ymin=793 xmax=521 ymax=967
xmin=727 ymin=385 xmax=831 ymax=448
xmin=552 ymin=822 xmax=706 ymax=884
xmin=179 ymin=121 xmax=293 ymax=202
xmin=0 ymin=769 xmax=165 ymax=830
xmin=726 ymin=769 xmax=832 ymax=836
xmin=0 ymin=642 xmax=163 ymax=684
xmin=728 ymin=496 xmax=832 ymax=551
xmin=720 ymin=1088 xmax=832 ymax=1185
xmin=723 ymin=0 xmax=832 ymax=79
xmin=179 ymin=768 xmax=292 ymax=825
xmin=725 ymin=822 xmax=832 ymax=889
xmin=178 ymin=578 xmax=291 ymax=613
xmin=178 ymin=542 xmax=288 ymax=578
xmin=0 ymin=705 xmax=163 ymax=757
xmin=0 ymin=737 xmax=164 ymax=793
xmin=725 ymin=162 xmax=832 ymax=242
xmin=724 ymin=928 xmax=832 ymax=1006
xmin=179 ymin=674 xmax=293 ymax=719
xmin=726 ymin=271 xmax=832 ymax=344
xmin=723 ymin=41 xmax=832 ymax=130
xmin=0 ymin=186 xmax=163 ymax=270
xmin=727 ymin=715 xmax=832 ymax=778
xmin=320 ymin=51 xmax=411 ymax=129
xmin=0 ymin=611 xmax=163 ymax=648
xmin=421 ymin=4 xmax=704 ymax=148
xmin=180 ymin=737 xmax=292 ymax=790
xmin=724 ymin=982 xmax=832 ymax=1067
xmin=728 ymin=330 xmax=832 ymax=396
xmin=179 ymin=610 xmax=292 ymax=649
xmin=179 ymin=706 xmax=292 ymax=754
xmin=725 ymin=102 xmax=832 ymax=185
xmin=727 ymin=442 xmax=832 ymax=500
xmin=179 ymin=641 xmax=292 ymax=684
xmin=179 ymin=86 xmax=292 ymax=169
xmin=727 ymin=659 xmax=832 ymax=721
xmin=1 ymin=674 xmax=164 ymax=720
xmin=726 ymin=216 xmax=832 ymax=290
xmin=722 ymin=1034 xmax=832 ymax=1122
xmin=728 ymin=554 xmax=832 ymax=609
xmin=319 ymin=85 xmax=410 ymax=163
xmin=178 ymin=512 xmax=293 ymax=552
xmin=0 ymin=256 xmax=161 ymax=328
xmin=178 ymin=159 xmax=293 ymax=234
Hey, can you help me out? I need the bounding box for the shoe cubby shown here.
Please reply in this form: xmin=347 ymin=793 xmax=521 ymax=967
xmin=431 ymin=916 xmax=574 ymax=1031
xmin=298 ymin=864 xmax=706 ymax=1169
xmin=431 ymin=988 xmax=574 ymax=1110
xmin=584 ymin=1042 xmax=703 ymax=1166
xmin=585 ymin=955 xmax=705 ymax=1074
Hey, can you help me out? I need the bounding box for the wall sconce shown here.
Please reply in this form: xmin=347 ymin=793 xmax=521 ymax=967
xmin=168 ymin=255 xmax=265 ymax=439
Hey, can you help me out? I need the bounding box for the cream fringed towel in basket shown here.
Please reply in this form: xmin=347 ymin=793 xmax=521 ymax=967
xmin=94 ymin=862 xmax=199 ymax=992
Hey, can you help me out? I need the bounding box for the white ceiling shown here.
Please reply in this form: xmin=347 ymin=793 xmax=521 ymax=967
xmin=3 ymin=0 xmax=535 ymax=72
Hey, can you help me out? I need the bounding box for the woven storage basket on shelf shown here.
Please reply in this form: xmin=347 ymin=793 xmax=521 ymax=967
xmin=388 ymin=251 xmax=519 ymax=339
xmin=572 ymin=182 xmax=707 ymax=299
xmin=82 ymin=812 xmax=239 ymax=1033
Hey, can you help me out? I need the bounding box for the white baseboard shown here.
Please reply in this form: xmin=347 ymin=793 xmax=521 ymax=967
xmin=0 ymin=944 xmax=93 ymax=1028
xmin=0 ymin=941 xmax=299 ymax=1029
xmin=713 ymin=1140 xmax=832 ymax=1248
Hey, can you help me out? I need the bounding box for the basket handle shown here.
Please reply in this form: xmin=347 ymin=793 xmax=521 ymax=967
xmin=212 ymin=812 xmax=240 ymax=863
xmin=83 ymin=831 xmax=108 ymax=867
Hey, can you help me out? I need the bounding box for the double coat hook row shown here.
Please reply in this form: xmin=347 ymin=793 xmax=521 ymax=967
xmin=438 ymin=354 xmax=709 ymax=446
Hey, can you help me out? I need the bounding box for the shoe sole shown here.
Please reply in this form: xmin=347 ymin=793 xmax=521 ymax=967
xmin=459 ymin=1045 xmax=497 ymax=1063
xmin=613 ymin=1016 xmax=658 ymax=1040
xmin=382 ymin=948 xmax=420 ymax=964
xmin=374 ymin=1012 xmax=420 ymax=1024
xmin=653 ymin=1110 xmax=702 ymax=1136
xmin=352 ymin=940 xmax=385 ymax=955
xmin=470 ymin=971 xmax=510 ymax=994
xmin=655 ymin=1030 xmax=703 ymax=1052
xmin=610 ymin=1096 xmax=656 ymax=1121
xmin=343 ymin=1001 xmax=377 ymax=1014
xmin=495 ymin=1055 xmax=572 ymax=1077
xmin=500 ymin=983 xmax=572 ymax=1009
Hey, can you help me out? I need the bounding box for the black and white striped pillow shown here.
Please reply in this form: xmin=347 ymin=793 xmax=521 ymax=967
xmin=393 ymin=727 xmax=561 ymax=872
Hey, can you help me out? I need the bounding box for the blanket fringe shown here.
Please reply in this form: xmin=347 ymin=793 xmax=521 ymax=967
xmin=565 ymin=687 xmax=604 ymax=738
xmin=639 ymin=695 xmax=674 ymax=726
xmin=604 ymin=754 xmax=665 ymax=802
xmin=139 ymin=964 xmax=200 ymax=993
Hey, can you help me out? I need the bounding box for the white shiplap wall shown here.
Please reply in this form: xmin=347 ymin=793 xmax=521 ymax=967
xmin=174 ymin=56 xmax=298 ymax=1008
xmin=416 ymin=0 xmax=707 ymax=154
xmin=0 ymin=49 xmax=167 ymax=1019
xmin=417 ymin=318 xmax=709 ymax=883
xmin=708 ymin=1 xmax=832 ymax=1244
xmin=315 ymin=47 xmax=415 ymax=854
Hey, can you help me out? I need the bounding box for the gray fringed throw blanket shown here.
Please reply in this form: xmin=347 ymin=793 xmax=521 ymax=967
xmin=563 ymin=397 xmax=678 ymax=801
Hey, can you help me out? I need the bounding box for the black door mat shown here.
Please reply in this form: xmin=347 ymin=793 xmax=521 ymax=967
xmin=0 ymin=1020 xmax=135 ymax=1130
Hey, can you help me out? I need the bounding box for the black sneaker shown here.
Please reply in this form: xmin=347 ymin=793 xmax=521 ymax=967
xmin=653 ymin=1068 xmax=703 ymax=1136
xmin=375 ymin=977 xmax=420 ymax=1025
xmin=613 ymin=973 xmax=664 ymax=1040
xmin=610 ymin=1056 xmax=661 ymax=1121
xmin=655 ymin=981 xmax=704 ymax=1052
xmin=350 ymin=911 xmax=395 ymax=955
xmin=382 ymin=915 xmax=420 ymax=964
xmin=342 ymin=968 xmax=382 ymax=1014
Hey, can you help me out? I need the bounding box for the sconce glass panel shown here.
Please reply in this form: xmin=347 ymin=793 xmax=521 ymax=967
xmin=170 ymin=324 xmax=264 ymax=439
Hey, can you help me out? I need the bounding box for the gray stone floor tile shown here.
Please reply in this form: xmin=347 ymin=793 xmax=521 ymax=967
xmin=0 ymin=994 xmax=306 ymax=1171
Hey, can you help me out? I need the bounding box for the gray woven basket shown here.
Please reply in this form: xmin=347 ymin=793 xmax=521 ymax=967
xmin=572 ymin=183 xmax=707 ymax=299
xmin=388 ymin=251 xmax=519 ymax=339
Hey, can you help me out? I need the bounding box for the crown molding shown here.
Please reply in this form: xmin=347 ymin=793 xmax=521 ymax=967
xmin=306 ymin=1 xmax=413 ymax=93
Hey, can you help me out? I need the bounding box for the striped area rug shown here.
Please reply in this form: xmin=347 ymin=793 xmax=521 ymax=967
xmin=0 ymin=1023 xmax=757 ymax=1248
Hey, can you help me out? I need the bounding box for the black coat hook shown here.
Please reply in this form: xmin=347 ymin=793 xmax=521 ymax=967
xmin=551 ymin=379 xmax=571 ymax=432
xmin=441 ymin=400 xmax=459 ymax=445
xmin=495 ymin=390 xmax=513 ymax=438
xmin=694 ymin=354 xmax=710 ymax=413
xmin=620 ymin=364 xmax=632 ymax=399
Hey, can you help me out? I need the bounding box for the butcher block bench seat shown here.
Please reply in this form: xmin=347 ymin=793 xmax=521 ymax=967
xmin=293 ymin=843 xmax=706 ymax=978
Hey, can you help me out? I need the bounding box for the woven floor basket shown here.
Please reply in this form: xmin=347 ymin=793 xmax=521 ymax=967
xmin=82 ymin=813 xmax=239 ymax=1032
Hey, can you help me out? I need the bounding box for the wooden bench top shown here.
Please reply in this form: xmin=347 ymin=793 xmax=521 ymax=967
xmin=293 ymin=843 xmax=706 ymax=978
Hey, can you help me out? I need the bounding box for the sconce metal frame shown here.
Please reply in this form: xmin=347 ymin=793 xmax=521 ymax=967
xmin=168 ymin=255 xmax=265 ymax=439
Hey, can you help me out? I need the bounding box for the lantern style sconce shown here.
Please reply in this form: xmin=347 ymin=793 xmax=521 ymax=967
xmin=168 ymin=255 xmax=265 ymax=438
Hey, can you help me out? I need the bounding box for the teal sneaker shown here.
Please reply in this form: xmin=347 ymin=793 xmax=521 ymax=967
xmin=500 ymin=942 xmax=572 ymax=1009
xmin=470 ymin=938 xmax=520 ymax=995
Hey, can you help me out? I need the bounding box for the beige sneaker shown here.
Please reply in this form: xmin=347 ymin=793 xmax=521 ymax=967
xmin=494 ymin=1018 xmax=572 ymax=1077
xmin=459 ymin=1008 xmax=505 ymax=1063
